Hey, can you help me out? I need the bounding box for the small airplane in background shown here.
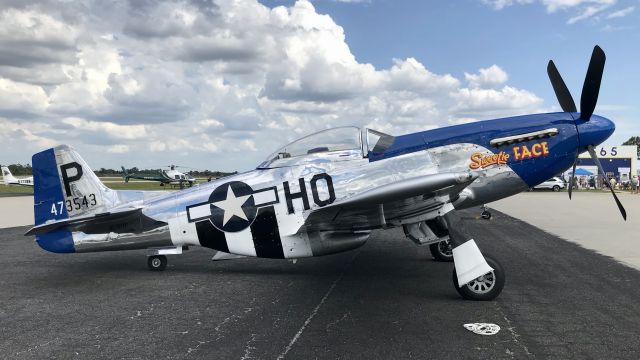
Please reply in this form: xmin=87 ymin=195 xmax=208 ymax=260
xmin=25 ymin=46 xmax=624 ymax=301
xmin=2 ymin=166 xmax=33 ymax=187
xmin=121 ymin=165 xmax=197 ymax=188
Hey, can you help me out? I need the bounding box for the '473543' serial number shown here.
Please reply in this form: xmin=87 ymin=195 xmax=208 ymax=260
xmin=50 ymin=194 xmax=97 ymax=216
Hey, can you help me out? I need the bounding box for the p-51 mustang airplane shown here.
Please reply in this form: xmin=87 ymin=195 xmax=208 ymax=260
xmin=26 ymin=46 xmax=624 ymax=301
xmin=2 ymin=166 xmax=34 ymax=187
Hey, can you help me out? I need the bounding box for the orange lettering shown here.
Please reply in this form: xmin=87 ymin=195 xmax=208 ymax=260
xmin=541 ymin=142 xmax=549 ymax=156
xmin=532 ymin=143 xmax=542 ymax=157
xmin=498 ymin=152 xmax=509 ymax=165
xmin=469 ymin=151 xmax=510 ymax=169
xmin=469 ymin=152 xmax=483 ymax=170
xmin=521 ymin=145 xmax=532 ymax=159
xmin=512 ymin=147 xmax=521 ymax=161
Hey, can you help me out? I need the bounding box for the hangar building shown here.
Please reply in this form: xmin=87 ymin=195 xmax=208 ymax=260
xmin=573 ymin=145 xmax=638 ymax=182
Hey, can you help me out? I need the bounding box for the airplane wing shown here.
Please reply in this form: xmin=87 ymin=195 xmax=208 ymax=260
xmin=301 ymin=172 xmax=477 ymax=232
xmin=25 ymin=207 xmax=167 ymax=236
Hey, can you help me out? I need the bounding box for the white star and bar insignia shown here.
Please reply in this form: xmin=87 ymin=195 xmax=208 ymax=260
xmin=186 ymin=181 xmax=279 ymax=232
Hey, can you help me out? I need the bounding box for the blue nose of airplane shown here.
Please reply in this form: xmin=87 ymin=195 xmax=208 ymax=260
xmin=576 ymin=114 xmax=615 ymax=150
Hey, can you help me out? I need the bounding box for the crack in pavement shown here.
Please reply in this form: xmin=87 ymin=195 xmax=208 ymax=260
xmin=276 ymin=250 xmax=360 ymax=360
xmin=493 ymin=301 xmax=532 ymax=358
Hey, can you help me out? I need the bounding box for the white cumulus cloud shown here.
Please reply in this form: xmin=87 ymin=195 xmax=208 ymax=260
xmin=464 ymin=65 xmax=509 ymax=89
xmin=0 ymin=0 xmax=548 ymax=171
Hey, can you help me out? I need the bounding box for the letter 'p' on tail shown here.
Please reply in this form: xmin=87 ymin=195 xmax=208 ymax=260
xmin=32 ymin=145 xmax=117 ymax=253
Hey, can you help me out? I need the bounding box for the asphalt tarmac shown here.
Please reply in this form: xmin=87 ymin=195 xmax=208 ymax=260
xmin=2 ymin=209 xmax=640 ymax=359
xmin=490 ymin=191 xmax=640 ymax=270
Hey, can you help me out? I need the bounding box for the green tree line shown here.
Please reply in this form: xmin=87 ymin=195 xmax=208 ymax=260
xmin=100 ymin=168 xmax=237 ymax=178
xmin=2 ymin=164 xmax=33 ymax=176
xmin=1 ymin=164 xmax=236 ymax=178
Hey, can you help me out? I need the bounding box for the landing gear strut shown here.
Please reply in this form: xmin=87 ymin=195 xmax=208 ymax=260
xmin=452 ymin=255 xmax=505 ymax=301
xmin=443 ymin=212 xmax=505 ymax=301
xmin=147 ymin=255 xmax=167 ymax=271
xmin=405 ymin=213 xmax=505 ymax=300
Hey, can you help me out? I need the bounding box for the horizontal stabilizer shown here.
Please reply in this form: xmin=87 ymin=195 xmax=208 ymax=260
xmin=25 ymin=208 xmax=166 ymax=236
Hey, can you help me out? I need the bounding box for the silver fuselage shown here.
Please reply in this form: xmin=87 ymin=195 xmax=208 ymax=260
xmin=72 ymin=143 xmax=525 ymax=255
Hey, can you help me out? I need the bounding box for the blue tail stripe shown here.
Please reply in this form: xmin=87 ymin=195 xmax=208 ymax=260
xmin=36 ymin=231 xmax=75 ymax=254
xmin=32 ymin=148 xmax=75 ymax=253
xmin=33 ymin=148 xmax=67 ymax=224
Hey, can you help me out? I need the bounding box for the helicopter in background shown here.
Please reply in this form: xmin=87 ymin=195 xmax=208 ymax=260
xmin=121 ymin=165 xmax=197 ymax=188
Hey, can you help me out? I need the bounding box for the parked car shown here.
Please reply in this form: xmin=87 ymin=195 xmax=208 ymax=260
xmin=532 ymin=177 xmax=566 ymax=192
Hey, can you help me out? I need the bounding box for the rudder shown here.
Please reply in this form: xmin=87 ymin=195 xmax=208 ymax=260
xmin=32 ymin=145 xmax=118 ymax=253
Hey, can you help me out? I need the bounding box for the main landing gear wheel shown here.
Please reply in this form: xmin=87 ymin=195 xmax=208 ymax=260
xmin=147 ymin=255 xmax=167 ymax=271
xmin=481 ymin=210 xmax=492 ymax=220
xmin=429 ymin=239 xmax=453 ymax=262
xmin=453 ymin=256 xmax=505 ymax=301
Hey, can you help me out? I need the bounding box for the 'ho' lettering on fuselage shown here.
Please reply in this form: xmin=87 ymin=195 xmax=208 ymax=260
xmin=283 ymin=173 xmax=335 ymax=214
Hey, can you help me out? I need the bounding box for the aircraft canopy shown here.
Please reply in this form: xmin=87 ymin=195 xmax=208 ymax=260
xmin=258 ymin=126 xmax=394 ymax=169
xmin=267 ymin=127 xmax=361 ymax=160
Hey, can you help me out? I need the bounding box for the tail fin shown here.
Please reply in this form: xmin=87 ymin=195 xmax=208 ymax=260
xmin=2 ymin=166 xmax=17 ymax=185
xmin=32 ymin=145 xmax=118 ymax=253
xmin=121 ymin=166 xmax=130 ymax=182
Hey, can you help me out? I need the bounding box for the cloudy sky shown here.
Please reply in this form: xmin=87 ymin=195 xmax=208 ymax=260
xmin=0 ymin=0 xmax=638 ymax=171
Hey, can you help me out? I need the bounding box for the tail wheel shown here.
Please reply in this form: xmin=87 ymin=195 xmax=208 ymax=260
xmin=147 ymin=255 xmax=167 ymax=271
xmin=453 ymin=255 xmax=505 ymax=301
xmin=429 ymin=239 xmax=453 ymax=262
xmin=481 ymin=210 xmax=492 ymax=220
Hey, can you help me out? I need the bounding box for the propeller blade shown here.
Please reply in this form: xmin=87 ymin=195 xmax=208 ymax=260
xmin=579 ymin=46 xmax=606 ymax=120
xmin=587 ymin=145 xmax=627 ymax=220
xmin=547 ymin=60 xmax=577 ymax=113
xmin=568 ymin=160 xmax=576 ymax=199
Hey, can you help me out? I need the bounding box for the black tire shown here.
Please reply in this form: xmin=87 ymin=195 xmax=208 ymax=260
xmin=147 ymin=255 xmax=167 ymax=271
xmin=429 ymin=240 xmax=453 ymax=262
xmin=552 ymin=185 xmax=560 ymax=192
xmin=481 ymin=210 xmax=492 ymax=220
xmin=453 ymin=255 xmax=505 ymax=301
